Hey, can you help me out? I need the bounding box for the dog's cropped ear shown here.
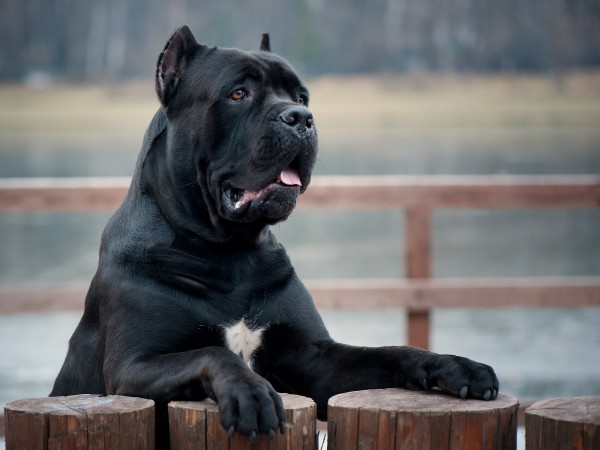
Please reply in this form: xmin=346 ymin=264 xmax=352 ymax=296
xmin=259 ymin=33 xmax=271 ymax=52
xmin=156 ymin=25 xmax=201 ymax=107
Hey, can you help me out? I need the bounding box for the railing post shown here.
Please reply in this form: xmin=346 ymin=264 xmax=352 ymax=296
xmin=4 ymin=394 xmax=155 ymax=450
xmin=405 ymin=206 xmax=432 ymax=349
xmin=525 ymin=397 xmax=600 ymax=449
xmin=169 ymin=393 xmax=316 ymax=449
xmin=328 ymin=389 xmax=519 ymax=449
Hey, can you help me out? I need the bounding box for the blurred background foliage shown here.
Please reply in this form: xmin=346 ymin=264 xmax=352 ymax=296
xmin=1 ymin=0 xmax=599 ymax=83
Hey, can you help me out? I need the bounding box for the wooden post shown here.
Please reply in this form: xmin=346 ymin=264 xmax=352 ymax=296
xmin=4 ymin=394 xmax=155 ymax=450
xmin=168 ymin=393 xmax=316 ymax=450
xmin=328 ymin=388 xmax=518 ymax=450
xmin=405 ymin=206 xmax=432 ymax=349
xmin=525 ymin=396 xmax=600 ymax=450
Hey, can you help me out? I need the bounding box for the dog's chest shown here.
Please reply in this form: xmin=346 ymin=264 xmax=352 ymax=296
xmin=223 ymin=319 xmax=265 ymax=369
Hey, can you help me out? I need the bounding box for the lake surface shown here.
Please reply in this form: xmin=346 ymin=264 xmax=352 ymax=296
xmin=2 ymin=126 xmax=600 ymax=284
xmin=1 ymin=123 xmax=599 ymax=414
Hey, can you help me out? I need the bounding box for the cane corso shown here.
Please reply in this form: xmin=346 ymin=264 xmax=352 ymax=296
xmin=51 ymin=26 xmax=499 ymax=447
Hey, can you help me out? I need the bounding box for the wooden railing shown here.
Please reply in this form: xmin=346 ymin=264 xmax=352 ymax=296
xmin=1 ymin=175 xmax=600 ymax=349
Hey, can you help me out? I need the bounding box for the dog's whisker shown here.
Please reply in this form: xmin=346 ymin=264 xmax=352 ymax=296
xmin=175 ymin=180 xmax=198 ymax=189
xmin=316 ymin=156 xmax=326 ymax=172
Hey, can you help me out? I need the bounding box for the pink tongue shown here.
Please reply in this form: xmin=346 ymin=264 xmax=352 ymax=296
xmin=278 ymin=168 xmax=302 ymax=186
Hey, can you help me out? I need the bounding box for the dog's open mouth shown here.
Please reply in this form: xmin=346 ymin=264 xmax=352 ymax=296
xmin=223 ymin=167 xmax=303 ymax=217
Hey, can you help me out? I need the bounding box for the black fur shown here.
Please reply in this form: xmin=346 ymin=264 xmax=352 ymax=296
xmin=51 ymin=26 xmax=499 ymax=448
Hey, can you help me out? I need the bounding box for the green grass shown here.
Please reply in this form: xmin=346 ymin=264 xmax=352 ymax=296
xmin=0 ymin=82 xmax=158 ymax=134
xmin=308 ymin=72 xmax=600 ymax=130
xmin=1 ymin=71 xmax=599 ymax=134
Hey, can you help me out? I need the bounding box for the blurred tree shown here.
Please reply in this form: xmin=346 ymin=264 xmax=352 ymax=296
xmin=0 ymin=0 xmax=598 ymax=81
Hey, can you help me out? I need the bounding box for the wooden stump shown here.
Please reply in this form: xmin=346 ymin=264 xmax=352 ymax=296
xmin=327 ymin=389 xmax=519 ymax=450
xmin=4 ymin=394 xmax=155 ymax=450
xmin=169 ymin=393 xmax=316 ymax=450
xmin=525 ymin=396 xmax=600 ymax=450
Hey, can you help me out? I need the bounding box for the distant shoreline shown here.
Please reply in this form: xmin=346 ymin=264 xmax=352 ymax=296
xmin=1 ymin=71 xmax=599 ymax=134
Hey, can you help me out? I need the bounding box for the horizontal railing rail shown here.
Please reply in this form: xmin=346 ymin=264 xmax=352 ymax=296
xmin=1 ymin=175 xmax=600 ymax=349
xmin=1 ymin=175 xmax=599 ymax=211
xmin=2 ymin=277 xmax=599 ymax=313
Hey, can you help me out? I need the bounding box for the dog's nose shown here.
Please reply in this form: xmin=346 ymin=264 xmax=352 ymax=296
xmin=279 ymin=106 xmax=314 ymax=133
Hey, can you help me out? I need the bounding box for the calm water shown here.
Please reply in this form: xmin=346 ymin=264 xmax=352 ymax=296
xmin=1 ymin=124 xmax=599 ymax=415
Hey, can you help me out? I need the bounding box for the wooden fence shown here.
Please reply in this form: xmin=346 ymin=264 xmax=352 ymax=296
xmin=5 ymin=392 xmax=600 ymax=449
xmin=1 ymin=175 xmax=600 ymax=349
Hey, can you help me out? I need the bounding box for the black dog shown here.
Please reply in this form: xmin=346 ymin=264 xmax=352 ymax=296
xmin=51 ymin=26 xmax=498 ymax=447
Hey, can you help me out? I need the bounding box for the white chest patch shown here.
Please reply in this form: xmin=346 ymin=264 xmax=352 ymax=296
xmin=223 ymin=319 xmax=265 ymax=369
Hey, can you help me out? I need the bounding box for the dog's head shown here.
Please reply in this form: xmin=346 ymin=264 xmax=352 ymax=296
xmin=154 ymin=26 xmax=318 ymax=233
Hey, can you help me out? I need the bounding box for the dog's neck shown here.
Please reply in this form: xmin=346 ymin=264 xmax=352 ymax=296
xmin=130 ymin=109 xmax=271 ymax=245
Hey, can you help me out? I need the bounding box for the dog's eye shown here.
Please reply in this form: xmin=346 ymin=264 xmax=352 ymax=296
xmin=298 ymin=96 xmax=307 ymax=106
xmin=229 ymin=89 xmax=247 ymax=101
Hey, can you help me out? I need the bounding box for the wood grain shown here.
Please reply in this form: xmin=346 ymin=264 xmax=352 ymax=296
xmin=327 ymin=389 xmax=518 ymax=450
xmin=169 ymin=393 xmax=316 ymax=450
xmin=525 ymin=397 xmax=600 ymax=450
xmin=4 ymin=394 xmax=154 ymax=450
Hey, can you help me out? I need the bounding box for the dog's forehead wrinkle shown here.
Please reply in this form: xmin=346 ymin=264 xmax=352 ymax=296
xmin=185 ymin=49 xmax=303 ymax=110
xmin=199 ymin=48 xmax=264 ymax=77
xmin=238 ymin=50 xmax=304 ymax=93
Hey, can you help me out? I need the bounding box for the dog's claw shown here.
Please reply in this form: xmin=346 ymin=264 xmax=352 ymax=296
xmin=422 ymin=378 xmax=428 ymax=389
xmin=250 ymin=431 xmax=257 ymax=443
xmin=279 ymin=419 xmax=286 ymax=434
xmin=459 ymin=385 xmax=468 ymax=399
xmin=269 ymin=429 xmax=275 ymax=440
xmin=483 ymin=389 xmax=491 ymax=400
xmin=493 ymin=389 xmax=498 ymax=399
xmin=228 ymin=425 xmax=235 ymax=438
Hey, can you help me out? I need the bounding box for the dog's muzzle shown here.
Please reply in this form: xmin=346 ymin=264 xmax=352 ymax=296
xmin=278 ymin=106 xmax=315 ymax=137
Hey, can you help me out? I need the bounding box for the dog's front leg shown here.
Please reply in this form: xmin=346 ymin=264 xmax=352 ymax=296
xmin=273 ymin=341 xmax=498 ymax=419
xmin=105 ymin=346 xmax=285 ymax=440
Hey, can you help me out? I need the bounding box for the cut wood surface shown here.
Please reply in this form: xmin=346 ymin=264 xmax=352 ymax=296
xmin=169 ymin=393 xmax=316 ymax=450
xmin=327 ymin=388 xmax=519 ymax=450
xmin=4 ymin=394 xmax=155 ymax=450
xmin=525 ymin=396 xmax=600 ymax=450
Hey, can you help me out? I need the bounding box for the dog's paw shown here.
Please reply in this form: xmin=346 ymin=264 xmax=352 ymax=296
xmin=215 ymin=373 xmax=286 ymax=441
xmin=424 ymin=354 xmax=499 ymax=401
